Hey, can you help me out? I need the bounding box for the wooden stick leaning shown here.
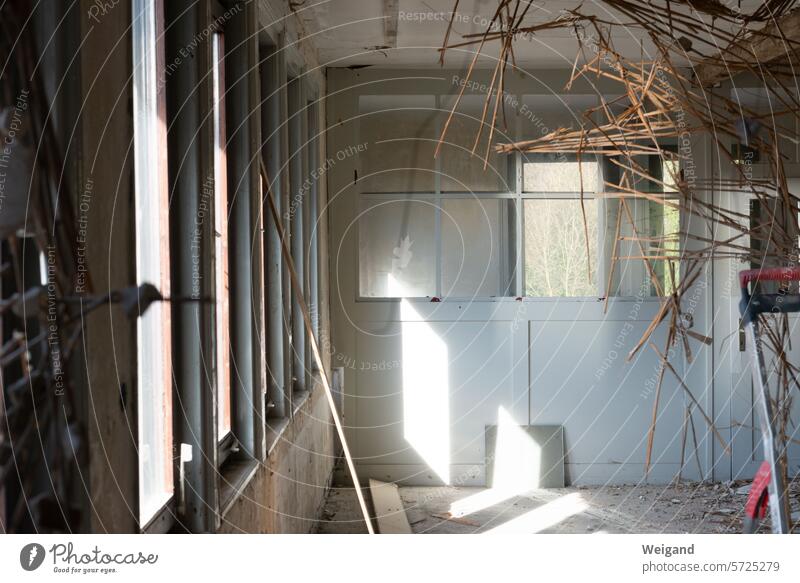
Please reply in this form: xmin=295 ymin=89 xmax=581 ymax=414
xmin=259 ymin=158 xmax=375 ymax=534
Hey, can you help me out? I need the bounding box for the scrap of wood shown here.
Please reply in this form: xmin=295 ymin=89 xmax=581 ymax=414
xmin=369 ymin=479 xmax=412 ymax=534
xmin=431 ymin=512 xmax=482 ymax=527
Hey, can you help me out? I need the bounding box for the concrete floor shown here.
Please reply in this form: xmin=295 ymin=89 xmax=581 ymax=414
xmin=315 ymin=480 xmax=800 ymax=534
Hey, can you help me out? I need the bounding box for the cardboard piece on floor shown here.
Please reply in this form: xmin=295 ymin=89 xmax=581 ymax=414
xmin=369 ymin=479 xmax=412 ymax=534
xmin=485 ymin=425 xmax=565 ymax=489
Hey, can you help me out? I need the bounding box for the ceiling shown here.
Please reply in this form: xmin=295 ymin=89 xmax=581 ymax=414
xmin=299 ymin=0 xmax=766 ymax=69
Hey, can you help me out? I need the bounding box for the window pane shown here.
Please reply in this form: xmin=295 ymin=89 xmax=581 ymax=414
xmin=524 ymin=199 xmax=598 ymax=297
xmin=606 ymin=198 xmax=680 ymax=297
xmin=212 ymin=32 xmax=231 ymax=440
xmin=358 ymin=95 xmax=437 ymax=193
xmin=132 ymin=0 xmax=172 ymax=525
xmin=523 ymin=156 xmax=599 ymax=192
xmin=439 ymin=95 xmax=512 ymax=193
xmin=662 ymin=160 xmax=680 ymax=192
xmin=520 ymin=94 xmax=598 ymax=136
xmin=359 ymin=198 xmax=436 ymax=297
xmin=651 ymin=201 xmax=680 ymax=295
xmin=602 ymin=156 xmax=681 ymax=297
xmin=441 ymin=199 xmax=515 ymax=296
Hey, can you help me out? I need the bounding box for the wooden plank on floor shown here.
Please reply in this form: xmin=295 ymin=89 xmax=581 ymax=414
xmin=369 ymin=479 xmax=412 ymax=534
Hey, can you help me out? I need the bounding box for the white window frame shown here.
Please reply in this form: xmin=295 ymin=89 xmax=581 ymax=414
xmin=355 ymin=94 xmax=682 ymax=303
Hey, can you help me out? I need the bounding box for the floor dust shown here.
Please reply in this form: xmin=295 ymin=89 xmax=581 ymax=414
xmin=315 ymin=480 xmax=800 ymax=534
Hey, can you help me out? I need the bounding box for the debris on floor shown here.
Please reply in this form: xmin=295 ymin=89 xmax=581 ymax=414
xmin=316 ymin=479 xmax=800 ymax=534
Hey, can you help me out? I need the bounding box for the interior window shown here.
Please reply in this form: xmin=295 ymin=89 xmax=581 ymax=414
xmin=441 ymin=198 xmax=516 ymax=297
xmin=354 ymin=94 xmax=680 ymax=301
xmin=359 ymin=197 xmax=437 ymax=298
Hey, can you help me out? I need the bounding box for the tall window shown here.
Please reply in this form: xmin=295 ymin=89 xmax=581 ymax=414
xmin=212 ymin=31 xmax=231 ymax=441
xmin=132 ymin=0 xmax=172 ymax=526
xmin=288 ymin=78 xmax=307 ymax=390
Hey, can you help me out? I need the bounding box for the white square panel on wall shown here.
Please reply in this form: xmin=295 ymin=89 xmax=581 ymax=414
xmin=529 ymin=320 xmax=689 ymax=471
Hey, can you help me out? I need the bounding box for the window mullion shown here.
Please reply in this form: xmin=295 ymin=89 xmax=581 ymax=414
xmin=515 ymin=151 xmax=524 ymax=297
xmin=435 ymin=95 xmax=442 ymax=298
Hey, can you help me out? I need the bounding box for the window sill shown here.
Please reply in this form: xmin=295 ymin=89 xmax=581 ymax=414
xmin=218 ymin=382 xmax=320 ymax=518
xmin=265 ymin=417 xmax=290 ymax=455
xmin=140 ymin=498 xmax=175 ymax=534
xmin=263 ymin=385 xmax=316 ymax=456
xmin=355 ymin=296 xmax=668 ymax=303
xmin=292 ymin=388 xmax=311 ymax=414
xmin=218 ymin=456 xmax=260 ymax=519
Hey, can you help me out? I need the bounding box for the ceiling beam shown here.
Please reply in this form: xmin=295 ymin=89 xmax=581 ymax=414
xmin=694 ymin=10 xmax=800 ymax=86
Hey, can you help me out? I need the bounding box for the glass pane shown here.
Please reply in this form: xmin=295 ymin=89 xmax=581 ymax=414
xmin=519 ymin=94 xmax=599 ymax=141
xmin=523 ymin=155 xmax=599 ymax=192
xmin=524 ymin=199 xmax=598 ymax=297
xmin=602 ymin=156 xmax=681 ymax=297
xmin=359 ymin=198 xmax=436 ymax=297
xmin=439 ymin=95 xmax=512 ymax=192
xmin=132 ymin=0 xmax=172 ymax=525
xmin=606 ymin=199 xmax=680 ymax=297
xmin=441 ymin=199 xmax=515 ymax=297
xmin=662 ymin=160 xmax=680 ymax=192
xmin=648 ymin=201 xmax=680 ymax=296
xmin=632 ymin=155 xmax=679 ymax=194
xmin=358 ymin=95 xmax=438 ymax=193
xmin=212 ymin=33 xmax=231 ymax=440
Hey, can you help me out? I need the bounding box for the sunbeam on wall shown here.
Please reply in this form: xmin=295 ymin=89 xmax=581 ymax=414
xmin=400 ymin=296 xmax=450 ymax=483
